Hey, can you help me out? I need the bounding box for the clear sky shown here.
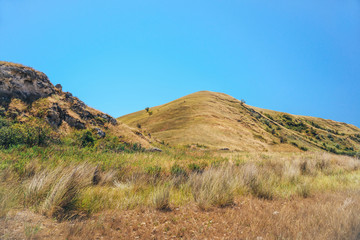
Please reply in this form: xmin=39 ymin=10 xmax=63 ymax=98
xmin=1 ymin=0 xmax=359 ymax=127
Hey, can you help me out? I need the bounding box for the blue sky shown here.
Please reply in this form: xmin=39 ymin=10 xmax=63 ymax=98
xmin=1 ymin=0 xmax=359 ymax=127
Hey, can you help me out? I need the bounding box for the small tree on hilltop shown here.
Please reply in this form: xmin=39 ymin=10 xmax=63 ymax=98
xmin=240 ymin=99 xmax=246 ymax=105
xmin=145 ymin=107 xmax=150 ymax=112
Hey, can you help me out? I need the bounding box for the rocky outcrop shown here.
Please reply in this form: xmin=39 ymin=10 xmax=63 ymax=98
xmin=0 ymin=62 xmax=55 ymax=104
xmin=0 ymin=61 xmax=151 ymax=148
xmin=0 ymin=61 xmax=118 ymax=130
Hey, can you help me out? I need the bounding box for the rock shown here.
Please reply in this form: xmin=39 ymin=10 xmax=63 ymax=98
xmin=0 ymin=62 xmax=55 ymax=103
xmin=47 ymin=103 xmax=64 ymax=127
xmin=55 ymin=84 xmax=62 ymax=91
xmin=94 ymin=128 xmax=106 ymax=138
xmin=100 ymin=114 xmax=117 ymax=125
xmin=46 ymin=103 xmax=86 ymax=129
xmin=220 ymin=148 xmax=230 ymax=151
xmin=0 ymin=62 xmax=118 ymax=132
xmin=64 ymin=115 xmax=86 ymax=129
xmin=148 ymin=147 xmax=162 ymax=152
xmin=65 ymin=92 xmax=73 ymax=99
xmin=71 ymin=102 xmax=94 ymax=121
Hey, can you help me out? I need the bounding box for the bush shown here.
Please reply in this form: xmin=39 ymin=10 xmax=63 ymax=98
xmin=0 ymin=117 xmax=10 ymax=128
xmin=300 ymin=146 xmax=308 ymax=151
xmin=188 ymin=163 xmax=202 ymax=173
xmin=146 ymin=165 xmax=162 ymax=178
xmin=131 ymin=143 xmax=143 ymax=152
xmin=0 ymin=120 xmax=51 ymax=148
xmin=79 ymin=130 xmax=95 ymax=147
xmin=280 ymin=136 xmax=287 ymax=143
xmin=171 ymin=164 xmax=187 ymax=177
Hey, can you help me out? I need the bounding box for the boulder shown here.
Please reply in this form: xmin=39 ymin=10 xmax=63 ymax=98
xmin=220 ymin=147 xmax=230 ymax=151
xmin=94 ymin=128 xmax=106 ymax=138
xmin=0 ymin=62 xmax=55 ymax=104
xmin=55 ymin=84 xmax=62 ymax=91
xmin=148 ymin=147 xmax=163 ymax=152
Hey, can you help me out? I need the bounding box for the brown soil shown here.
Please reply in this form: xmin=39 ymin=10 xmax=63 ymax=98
xmin=2 ymin=191 xmax=360 ymax=240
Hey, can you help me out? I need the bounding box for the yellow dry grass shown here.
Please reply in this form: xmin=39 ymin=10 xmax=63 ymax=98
xmin=118 ymin=91 xmax=360 ymax=153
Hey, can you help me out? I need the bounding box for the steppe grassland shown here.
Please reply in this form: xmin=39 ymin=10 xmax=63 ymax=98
xmin=1 ymin=145 xmax=359 ymax=218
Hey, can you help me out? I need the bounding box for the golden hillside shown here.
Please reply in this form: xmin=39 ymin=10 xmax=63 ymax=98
xmin=118 ymin=91 xmax=360 ymax=154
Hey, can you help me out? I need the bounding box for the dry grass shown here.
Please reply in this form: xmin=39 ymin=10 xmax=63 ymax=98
xmin=42 ymin=164 xmax=95 ymax=218
xmin=189 ymin=166 xmax=235 ymax=209
xmin=64 ymin=191 xmax=360 ymax=239
xmin=152 ymin=184 xmax=170 ymax=211
xmin=118 ymin=91 xmax=360 ymax=153
xmin=2 ymin=150 xmax=359 ymax=216
xmin=2 ymin=191 xmax=360 ymax=239
xmin=1 ymin=148 xmax=360 ymax=238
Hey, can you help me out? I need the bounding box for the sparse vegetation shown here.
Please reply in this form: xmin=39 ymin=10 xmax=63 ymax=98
xmin=0 ymin=88 xmax=359 ymax=239
xmin=1 ymin=131 xmax=360 ymax=239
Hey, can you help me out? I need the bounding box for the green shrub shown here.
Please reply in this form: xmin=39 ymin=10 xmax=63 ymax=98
xmin=283 ymin=115 xmax=293 ymax=121
xmin=300 ymin=146 xmax=308 ymax=151
xmin=188 ymin=163 xmax=201 ymax=173
xmin=146 ymin=165 xmax=162 ymax=178
xmin=0 ymin=117 xmax=10 ymax=128
xmin=0 ymin=120 xmax=51 ymax=148
xmin=131 ymin=143 xmax=143 ymax=152
xmin=171 ymin=164 xmax=187 ymax=177
xmin=79 ymin=130 xmax=95 ymax=147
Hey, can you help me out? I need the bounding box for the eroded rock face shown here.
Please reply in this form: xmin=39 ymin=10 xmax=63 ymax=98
xmin=0 ymin=62 xmax=55 ymax=104
xmin=0 ymin=61 xmax=118 ymax=130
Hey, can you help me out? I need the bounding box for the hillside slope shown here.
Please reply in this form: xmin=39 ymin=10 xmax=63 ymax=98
xmin=0 ymin=61 xmax=150 ymax=147
xmin=119 ymin=91 xmax=360 ymax=154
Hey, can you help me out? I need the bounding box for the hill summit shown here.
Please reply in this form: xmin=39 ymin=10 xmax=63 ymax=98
xmin=119 ymin=91 xmax=360 ymax=154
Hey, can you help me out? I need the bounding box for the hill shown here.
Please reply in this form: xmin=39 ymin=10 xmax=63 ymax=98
xmin=118 ymin=91 xmax=360 ymax=154
xmin=0 ymin=61 xmax=150 ymax=147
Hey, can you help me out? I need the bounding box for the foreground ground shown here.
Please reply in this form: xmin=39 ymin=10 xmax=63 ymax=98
xmin=2 ymin=190 xmax=360 ymax=240
xmin=1 ymin=145 xmax=360 ymax=239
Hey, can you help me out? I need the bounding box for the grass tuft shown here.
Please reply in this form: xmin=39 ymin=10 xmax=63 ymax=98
xmin=190 ymin=166 xmax=235 ymax=210
xmin=152 ymin=185 xmax=170 ymax=211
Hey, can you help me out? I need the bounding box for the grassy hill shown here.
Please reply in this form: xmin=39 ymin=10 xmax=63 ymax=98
xmin=119 ymin=91 xmax=360 ymax=154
